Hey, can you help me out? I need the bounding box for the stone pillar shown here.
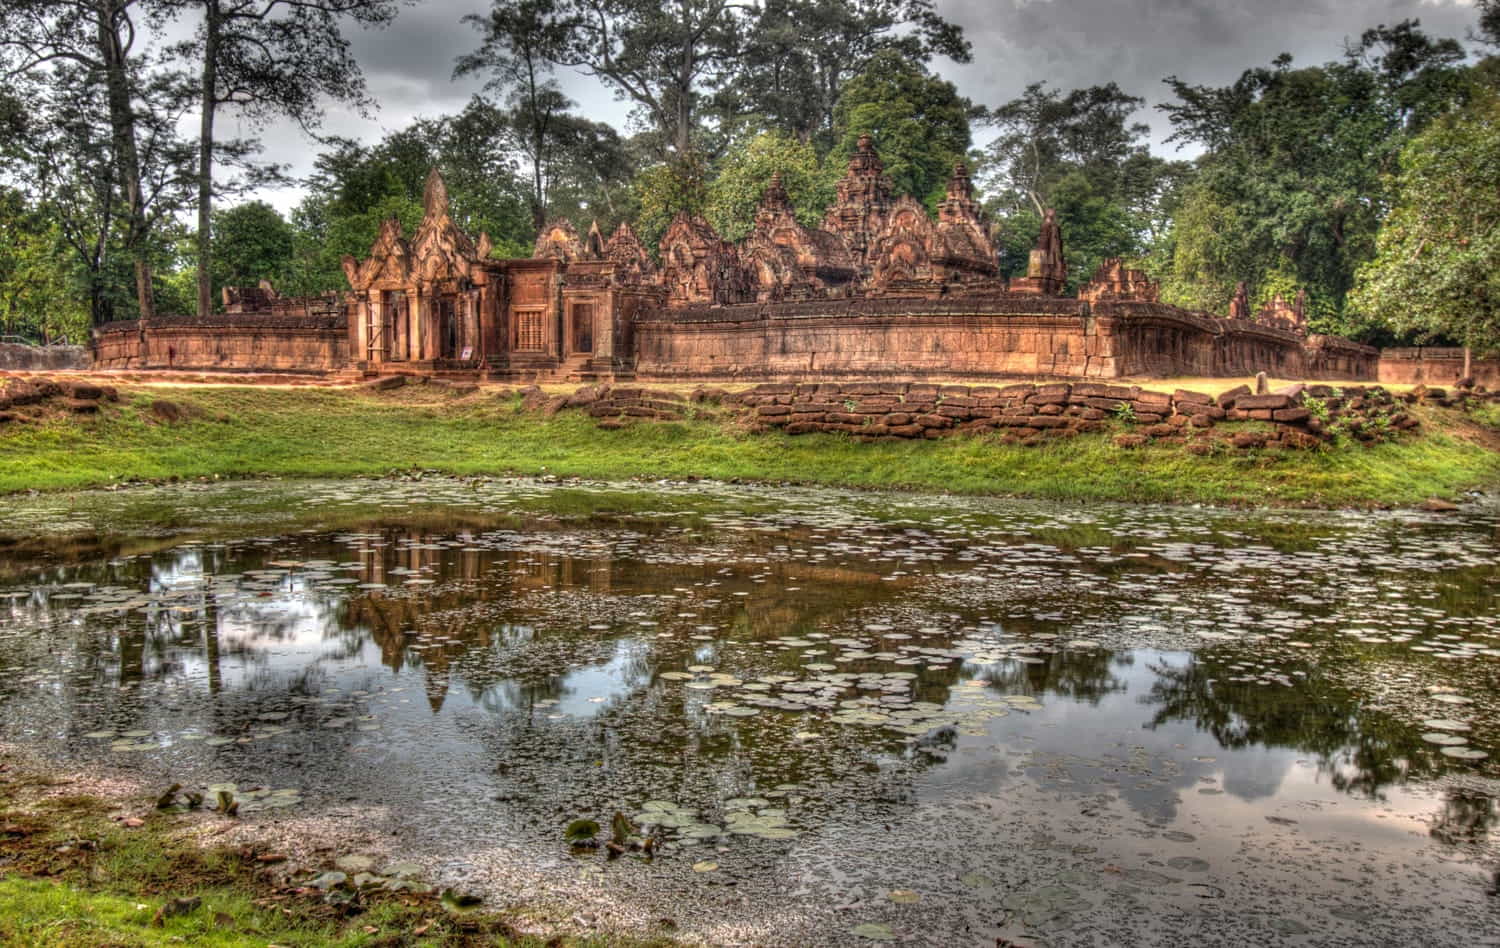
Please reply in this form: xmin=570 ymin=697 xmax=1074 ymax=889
xmin=412 ymin=289 xmax=426 ymax=361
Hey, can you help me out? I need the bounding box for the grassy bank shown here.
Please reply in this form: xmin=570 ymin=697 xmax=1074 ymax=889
xmin=1 ymin=383 xmax=1497 ymax=506
xmin=0 ymin=757 xmax=671 ymax=947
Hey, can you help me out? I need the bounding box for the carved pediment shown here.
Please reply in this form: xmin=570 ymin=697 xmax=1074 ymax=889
xmin=740 ymin=172 xmax=856 ymax=299
xmin=868 ymin=196 xmax=938 ymax=289
xmin=603 ymin=220 xmax=656 ymax=284
xmin=660 ymin=213 xmax=749 ymax=305
xmin=534 ymin=218 xmax=584 ymax=262
xmin=348 ymin=217 xmax=412 ymax=290
xmin=408 ymin=169 xmax=477 ymax=285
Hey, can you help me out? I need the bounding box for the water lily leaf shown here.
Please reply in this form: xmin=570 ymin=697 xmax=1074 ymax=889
xmin=565 ymin=819 xmax=600 ymax=844
xmin=849 ymin=922 xmax=895 ymax=941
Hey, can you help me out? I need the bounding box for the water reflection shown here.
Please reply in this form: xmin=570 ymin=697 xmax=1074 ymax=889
xmin=1 ymin=483 xmax=1497 ymax=943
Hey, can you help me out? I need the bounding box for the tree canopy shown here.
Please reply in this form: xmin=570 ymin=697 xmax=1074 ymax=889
xmin=1351 ymin=89 xmax=1500 ymax=354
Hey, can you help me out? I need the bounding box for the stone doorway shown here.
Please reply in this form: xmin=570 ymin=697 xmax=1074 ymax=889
xmin=382 ymin=290 xmax=408 ymax=361
xmin=437 ymin=296 xmax=459 ymax=360
xmin=570 ymin=302 xmax=594 ymax=354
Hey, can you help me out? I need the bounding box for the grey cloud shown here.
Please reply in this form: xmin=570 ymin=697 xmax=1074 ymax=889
xmin=940 ymin=0 xmax=1484 ymax=146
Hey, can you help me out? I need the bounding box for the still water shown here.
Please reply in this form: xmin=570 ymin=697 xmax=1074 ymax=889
xmin=1 ymin=478 xmax=1497 ymax=946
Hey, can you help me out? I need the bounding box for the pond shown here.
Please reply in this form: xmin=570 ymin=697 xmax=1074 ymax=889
xmin=1 ymin=478 xmax=1497 ymax=945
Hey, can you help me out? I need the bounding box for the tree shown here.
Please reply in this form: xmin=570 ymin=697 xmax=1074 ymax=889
xmin=1471 ymin=0 xmax=1499 ymax=47
xmin=717 ymin=0 xmax=970 ymax=149
xmin=551 ymin=0 xmax=748 ymax=160
xmin=1351 ymin=90 xmax=1500 ymax=355
xmin=212 ymin=200 xmax=293 ymax=291
xmin=705 ymin=132 xmax=835 ymax=240
xmin=155 ymin=0 xmax=403 ymax=317
xmin=984 ymin=82 xmax=1151 ymax=216
xmin=456 ymin=0 xmax=574 ymax=230
xmin=0 ymin=0 xmax=190 ymax=321
xmin=0 ymin=190 xmax=90 ymax=342
xmin=830 ymin=51 xmax=976 ymax=207
xmin=284 ymin=115 xmax=533 ymax=295
xmin=630 ymin=152 xmax=709 ymax=253
xmin=1158 ymin=20 xmax=1469 ymax=331
xmin=978 ymin=81 xmax=1190 ymax=289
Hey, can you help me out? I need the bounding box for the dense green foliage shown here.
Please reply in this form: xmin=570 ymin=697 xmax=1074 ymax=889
xmin=831 ymin=51 xmax=977 ymax=210
xmin=980 ymin=82 xmax=1191 ymax=290
xmin=705 ymin=133 xmax=836 ymax=242
xmin=1159 ymin=23 xmax=1472 ymax=334
xmin=0 ymin=190 xmax=91 ymax=342
xmin=1351 ymin=89 xmax=1500 ymax=354
xmin=210 ymin=201 xmax=294 ymax=292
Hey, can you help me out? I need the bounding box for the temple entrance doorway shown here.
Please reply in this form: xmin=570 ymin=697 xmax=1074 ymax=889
xmin=438 ymin=296 xmax=459 ymax=359
xmin=382 ymin=290 xmax=407 ymax=361
xmin=570 ymin=302 xmax=593 ymax=354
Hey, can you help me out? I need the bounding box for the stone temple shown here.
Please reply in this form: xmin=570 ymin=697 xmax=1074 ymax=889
xmin=93 ymin=137 xmax=1378 ymax=381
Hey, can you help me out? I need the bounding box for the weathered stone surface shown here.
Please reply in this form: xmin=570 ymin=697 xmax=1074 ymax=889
xmin=1235 ymin=393 xmax=1293 ymax=410
xmin=1217 ymin=385 xmax=1251 ymax=409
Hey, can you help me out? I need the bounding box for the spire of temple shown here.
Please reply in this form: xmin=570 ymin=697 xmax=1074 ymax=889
xmin=823 ymin=133 xmax=895 ymax=269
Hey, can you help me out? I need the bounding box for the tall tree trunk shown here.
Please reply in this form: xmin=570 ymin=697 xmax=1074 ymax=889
xmin=1463 ymin=346 xmax=1472 ymax=380
xmin=95 ymin=0 xmax=154 ymax=321
xmin=195 ymin=0 xmax=220 ymax=318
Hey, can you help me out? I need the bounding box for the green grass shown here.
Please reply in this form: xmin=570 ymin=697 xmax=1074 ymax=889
xmin=1 ymin=385 xmax=1496 ymax=507
xmin=0 ymin=767 xmax=676 ymax=947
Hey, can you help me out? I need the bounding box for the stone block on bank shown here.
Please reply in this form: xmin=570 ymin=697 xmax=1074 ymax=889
xmin=1217 ymin=385 xmax=1251 ymax=409
xmin=1234 ymin=393 xmax=1293 ymax=410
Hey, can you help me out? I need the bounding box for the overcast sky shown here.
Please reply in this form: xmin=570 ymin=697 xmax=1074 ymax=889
xmin=219 ymin=0 xmax=1487 ymax=213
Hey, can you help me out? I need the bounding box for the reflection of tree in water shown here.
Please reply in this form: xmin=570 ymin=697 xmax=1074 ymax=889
xmin=968 ymin=650 xmax=1132 ymax=706
xmin=1142 ymin=653 xmax=1438 ymax=798
xmin=1428 ymin=788 xmax=1497 ymax=845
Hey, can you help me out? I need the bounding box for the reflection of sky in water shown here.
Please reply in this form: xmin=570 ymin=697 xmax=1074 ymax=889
xmin=0 ymin=490 xmax=1496 ymax=911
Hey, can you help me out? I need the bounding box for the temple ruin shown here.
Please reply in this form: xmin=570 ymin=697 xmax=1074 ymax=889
xmin=92 ymin=137 xmax=1380 ymax=382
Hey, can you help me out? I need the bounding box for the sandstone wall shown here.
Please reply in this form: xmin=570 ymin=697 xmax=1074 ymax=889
xmin=92 ymin=315 xmax=349 ymax=372
xmin=0 ymin=342 xmax=89 ymax=371
xmin=1379 ymin=348 xmax=1500 ymax=387
xmin=635 ymin=297 xmax=1112 ymax=380
xmin=635 ymin=298 xmax=1379 ymax=382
